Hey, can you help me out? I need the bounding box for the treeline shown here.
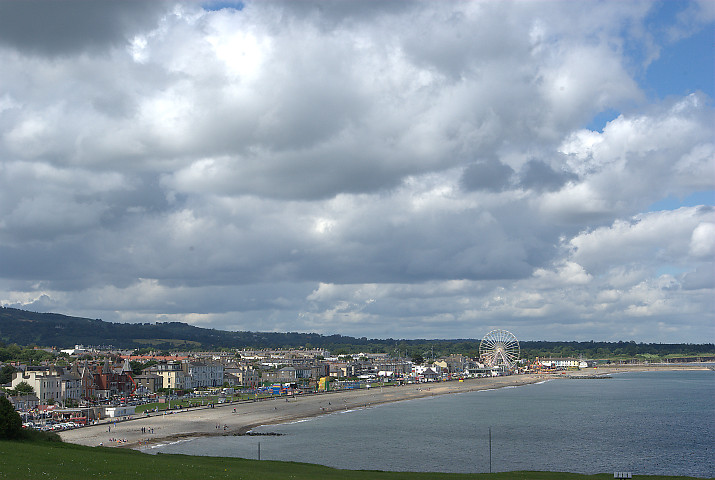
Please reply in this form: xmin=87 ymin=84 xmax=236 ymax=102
xmin=520 ymin=340 xmax=715 ymax=360
xmin=0 ymin=343 xmax=58 ymax=364
xmin=327 ymin=340 xmax=715 ymax=361
xmin=0 ymin=307 xmax=712 ymax=360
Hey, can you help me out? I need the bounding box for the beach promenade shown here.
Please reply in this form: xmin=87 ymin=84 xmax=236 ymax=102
xmin=59 ymin=364 xmax=707 ymax=450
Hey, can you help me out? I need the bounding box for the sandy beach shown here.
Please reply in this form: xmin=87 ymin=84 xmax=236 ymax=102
xmin=59 ymin=374 xmax=543 ymax=449
xmin=59 ymin=364 xmax=709 ymax=450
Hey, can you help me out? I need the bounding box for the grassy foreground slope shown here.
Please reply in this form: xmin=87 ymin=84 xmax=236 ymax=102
xmin=0 ymin=440 xmax=706 ymax=480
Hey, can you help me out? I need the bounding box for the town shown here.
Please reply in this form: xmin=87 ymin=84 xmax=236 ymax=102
xmin=2 ymin=339 xmax=598 ymax=432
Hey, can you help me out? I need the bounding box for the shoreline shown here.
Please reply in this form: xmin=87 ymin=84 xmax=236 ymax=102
xmin=58 ymin=364 xmax=709 ymax=450
xmin=230 ymin=373 xmax=543 ymax=436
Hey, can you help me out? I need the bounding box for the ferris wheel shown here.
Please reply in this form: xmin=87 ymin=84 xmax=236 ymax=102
xmin=479 ymin=329 xmax=520 ymax=369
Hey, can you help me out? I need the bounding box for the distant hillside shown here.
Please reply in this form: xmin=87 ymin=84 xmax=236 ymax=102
xmin=0 ymin=306 xmax=376 ymax=351
xmin=0 ymin=307 xmax=712 ymax=359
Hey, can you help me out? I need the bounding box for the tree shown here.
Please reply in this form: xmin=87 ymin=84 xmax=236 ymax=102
xmin=0 ymin=365 xmax=16 ymax=385
xmin=130 ymin=359 xmax=156 ymax=376
xmin=0 ymin=396 xmax=22 ymax=439
xmin=411 ymin=353 xmax=424 ymax=365
xmin=12 ymin=381 xmax=34 ymax=396
xmin=129 ymin=360 xmax=144 ymax=376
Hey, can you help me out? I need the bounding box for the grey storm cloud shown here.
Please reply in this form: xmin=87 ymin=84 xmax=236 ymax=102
xmin=0 ymin=1 xmax=166 ymax=56
xmin=518 ymin=159 xmax=578 ymax=192
xmin=461 ymin=159 xmax=516 ymax=192
xmin=0 ymin=0 xmax=712 ymax=342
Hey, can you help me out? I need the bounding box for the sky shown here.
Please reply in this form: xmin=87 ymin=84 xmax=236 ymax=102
xmin=0 ymin=0 xmax=713 ymax=343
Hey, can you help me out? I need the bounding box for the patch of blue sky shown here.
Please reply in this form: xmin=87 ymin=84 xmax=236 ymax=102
xmin=656 ymin=265 xmax=690 ymax=277
xmin=643 ymin=25 xmax=714 ymax=100
xmin=647 ymin=190 xmax=715 ymax=212
xmin=202 ymin=1 xmax=244 ymax=12
xmin=585 ymin=1 xmax=713 ymax=132
xmin=585 ymin=108 xmax=621 ymax=132
xmin=639 ymin=1 xmax=714 ymax=99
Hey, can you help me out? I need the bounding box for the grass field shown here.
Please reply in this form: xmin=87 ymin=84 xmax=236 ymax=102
xmin=135 ymin=393 xmax=299 ymax=413
xmin=0 ymin=440 xmax=707 ymax=480
xmin=135 ymin=396 xmax=244 ymax=413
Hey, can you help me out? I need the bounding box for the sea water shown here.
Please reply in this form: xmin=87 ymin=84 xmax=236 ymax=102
xmin=145 ymin=370 xmax=715 ymax=477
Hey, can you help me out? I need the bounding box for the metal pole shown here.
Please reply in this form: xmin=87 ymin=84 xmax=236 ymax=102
xmin=489 ymin=426 xmax=492 ymax=473
xmin=258 ymin=441 xmax=261 ymax=461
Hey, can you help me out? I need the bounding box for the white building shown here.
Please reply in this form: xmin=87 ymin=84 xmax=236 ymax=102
xmin=11 ymin=366 xmax=81 ymax=405
xmin=59 ymin=345 xmax=90 ymax=356
xmin=104 ymin=405 xmax=136 ymax=418
xmin=411 ymin=365 xmax=441 ymax=381
xmin=183 ymin=361 xmax=224 ymax=388
xmin=538 ymin=358 xmax=580 ymax=369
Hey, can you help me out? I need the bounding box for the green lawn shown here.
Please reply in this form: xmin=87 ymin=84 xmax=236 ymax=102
xmin=135 ymin=394 xmax=284 ymax=413
xmin=0 ymin=440 xmax=706 ymax=480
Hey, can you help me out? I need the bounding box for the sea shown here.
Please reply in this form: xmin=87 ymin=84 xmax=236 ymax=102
xmin=143 ymin=370 xmax=715 ymax=477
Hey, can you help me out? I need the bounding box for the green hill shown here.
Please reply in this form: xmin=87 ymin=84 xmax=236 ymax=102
xmin=0 ymin=307 xmax=712 ymax=360
xmin=0 ymin=306 xmax=368 ymax=351
xmin=0 ymin=440 xmax=702 ymax=480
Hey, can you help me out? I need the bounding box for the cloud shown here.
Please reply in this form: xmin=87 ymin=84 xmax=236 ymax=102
xmin=461 ymin=159 xmax=515 ymax=192
xmin=0 ymin=1 xmax=712 ymax=342
xmin=543 ymin=94 xmax=714 ymax=222
xmin=681 ymin=265 xmax=714 ymax=290
xmin=533 ymin=261 xmax=592 ymax=287
xmin=667 ymin=0 xmax=715 ymax=42
xmin=518 ymin=159 xmax=577 ymax=192
xmin=568 ymin=207 xmax=712 ymax=273
xmin=0 ymin=1 xmax=167 ymax=56
xmin=690 ymin=221 xmax=715 ymax=257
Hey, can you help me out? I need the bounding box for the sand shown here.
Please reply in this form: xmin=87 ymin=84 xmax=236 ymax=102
xmin=58 ymin=364 xmax=709 ymax=450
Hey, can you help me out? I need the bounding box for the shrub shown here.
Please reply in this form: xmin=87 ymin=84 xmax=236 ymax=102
xmin=20 ymin=428 xmax=62 ymax=442
xmin=0 ymin=396 xmax=22 ymax=439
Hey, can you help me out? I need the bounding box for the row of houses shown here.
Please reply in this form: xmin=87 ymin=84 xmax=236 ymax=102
xmin=9 ymin=360 xmax=136 ymax=403
xmin=4 ymin=346 xmax=597 ymax=409
xmin=147 ymin=361 xmax=223 ymax=391
xmin=3 ymin=356 xmax=447 ymax=407
xmin=5 ymin=358 xmax=227 ymax=405
xmin=533 ymin=358 xmax=596 ymax=370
